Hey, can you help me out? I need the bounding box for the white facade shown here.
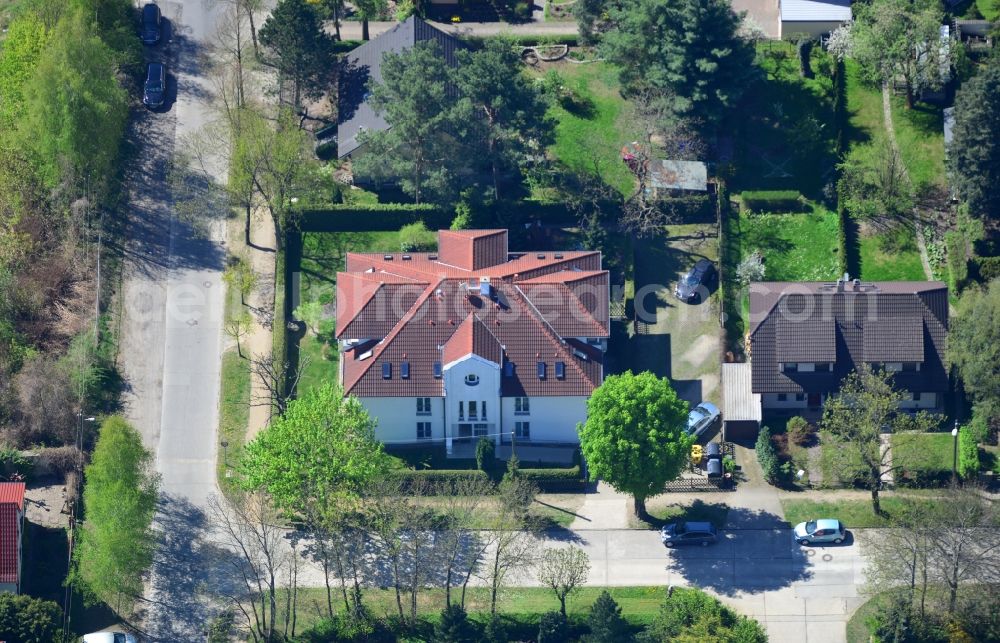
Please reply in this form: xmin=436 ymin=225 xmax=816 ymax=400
xmin=359 ymin=354 xmax=589 ymax=448
xmin=762 ymin=391 xmax=939 ymax=412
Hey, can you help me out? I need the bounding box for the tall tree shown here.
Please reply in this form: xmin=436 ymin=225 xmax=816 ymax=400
xmin=239 ymin=381 xmax=389 ymax=514
xmin=847 ymin=0 xmax=947 ymax=108
xmin=575 ymin=0 xmax=608 ymax=45
xmin=537 ymin=547 xmax=591 ymax=616
xmin=950 ymin=279 xmax=1000 ymax=432
xmin=820 ymin=366 xmax=938 ymax=516
xmin=354 ymin=41 xmax=463 ymax=204
xmin=578 ymin=371 xmax=690 ymax=518
xmin=0 ymin=12 xmax=50 ymax=130
xmin=0 ymin=594 xmax=63 ymax=643
xmin=73 ymin=416 xmax=159 ymax=613
xmin=257 ymin=0 xmax=335 ymax=107
xmin=585 ymin=591 xmax=632 ymax=643
xmin=19 ymin=8 xmax=128 ymax=193
xmin=947 ymin=57 xmax=1000 ymax=219
xmin=453 ymin=36 xmax=553 ymax=198
xmin=599 ymin=0 xmax=756 ymax=128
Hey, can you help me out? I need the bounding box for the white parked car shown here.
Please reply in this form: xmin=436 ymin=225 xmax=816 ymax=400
xmin=83 ymin=632 xmax=138 ymax=643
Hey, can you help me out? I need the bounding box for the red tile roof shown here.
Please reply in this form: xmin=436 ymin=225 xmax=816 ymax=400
xmin=0 ymin=482 xmax=25 ymax=585
xmin=337 ymin=230 xmax=609 ymax=397
xmin=438 ymin=229 xmax=508 ymax=270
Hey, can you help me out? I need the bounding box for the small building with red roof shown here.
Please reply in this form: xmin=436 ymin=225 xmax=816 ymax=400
xmin=336 ymin=229 xmax=610 ymax=453
xmin=0 ymin=481 xmax=26 ymax=594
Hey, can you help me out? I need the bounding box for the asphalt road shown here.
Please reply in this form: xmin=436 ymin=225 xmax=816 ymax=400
xmin=118 ymin=0 xmax=232 ymax=638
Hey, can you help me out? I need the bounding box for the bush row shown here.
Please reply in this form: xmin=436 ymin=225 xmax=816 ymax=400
xmin=740 ymin=190 xmax=804 ymax=213
xmin=389 ymin=466 xmax=585 ymax=493
xmin=957 ymin=427 xmax=980 ymax=478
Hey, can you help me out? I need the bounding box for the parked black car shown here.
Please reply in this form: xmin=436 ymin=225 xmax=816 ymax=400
xmin=143 ymin=62 xmax=165 ymax=109
xmin=661 ymin=521 xmax=718 ymax=548
xmin=141 ymin=3 xmax=161 ymax=45
xmin=674 ymin=258 xmax=717 ymax=303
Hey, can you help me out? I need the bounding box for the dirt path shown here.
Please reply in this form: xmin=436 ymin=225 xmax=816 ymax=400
xmin=245 ymin=211 xmax=277 ymax=441
xmin=881 ymin=84 xmax=934 ymax=281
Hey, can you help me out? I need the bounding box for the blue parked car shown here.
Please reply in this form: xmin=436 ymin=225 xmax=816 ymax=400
xmin=793 ymin=518 xmax=846 ymax=545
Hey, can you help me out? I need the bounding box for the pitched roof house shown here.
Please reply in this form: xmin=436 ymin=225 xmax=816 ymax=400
xmin=336 ymin=229 xmax=609 ymax=452
xmin=749 ymin=278 xmax=948 ymax=413
xmin=0 ymin=482 xmax=26 ymax=594
xmin=337 ymin=16 xmax=462 ymax=159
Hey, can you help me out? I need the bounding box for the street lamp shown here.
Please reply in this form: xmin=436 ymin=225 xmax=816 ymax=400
xmin=951 ymin=420 xmax=959 ymax=486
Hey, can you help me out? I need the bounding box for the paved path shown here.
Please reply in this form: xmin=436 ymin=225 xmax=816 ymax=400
xmin=569 ymin=482 xmax=630 ymax=530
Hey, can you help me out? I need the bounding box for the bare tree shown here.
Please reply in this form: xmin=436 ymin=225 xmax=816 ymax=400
xmin=208 ymin=492 xmax=292 ymax=643
xmin=537 ymin=546 xmax=591 ymax=616
xmin=479 ymin=465 xmax=540 ymax=615
xmin=249 ymin=351 xmax=307 ymax=414
xmin=435 ymin=477 xmax=494 ymax=608
xmin=861 ymin=497 xmax=935 ymax=619
xmin=225 ymin=311 xmax=253 ymax=358
xmin=926 ymin=485 xmax=1000 ymax=615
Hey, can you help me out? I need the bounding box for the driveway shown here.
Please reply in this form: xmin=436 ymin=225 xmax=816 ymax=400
xmin=630 ymin=224 xmax=722 ymax=407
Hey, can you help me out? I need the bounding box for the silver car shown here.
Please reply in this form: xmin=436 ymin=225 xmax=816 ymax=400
xmin=686 ymin=402 xmax=721 ymax=441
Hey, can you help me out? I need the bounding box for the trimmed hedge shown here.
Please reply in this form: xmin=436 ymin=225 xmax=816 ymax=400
xmin=958 ymin=427 xmax=980 ymax=479
xmin=740 ymin=190 xmax=804 ymax=213
xmin=390 ymin=466 xmax=585 ymax=493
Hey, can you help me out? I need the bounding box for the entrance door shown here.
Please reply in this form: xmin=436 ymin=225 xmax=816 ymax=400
xmin=458 ymin=424 xmax=472 ymax=439
xmin=807 ymin=393 xmax=821 ymax=408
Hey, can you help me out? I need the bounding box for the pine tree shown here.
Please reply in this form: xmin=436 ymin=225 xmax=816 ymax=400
xmin=434 ymin=604 xmax=475 ymax=643
xmin=948 ymin=58 xmax=1000 ymax=219
xmin=585 ymin=591 xmax=632 ymax=643
xmin=538 ymin=611 xmax=570 ymax=643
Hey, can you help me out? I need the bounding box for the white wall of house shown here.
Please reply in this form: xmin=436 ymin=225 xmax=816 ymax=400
xmin=443 ymin=355 xmax=502 ymax=441
xmin=501 ymin=396 xmax=588 ymax=444
xmin=899 ymin=392 xmax=939 ymax=410
xmin=360 ymin=396 xmax=445 ymax=444
xmin=761 ymin=393 xmax=810 ymax=410
xmin=0 ymin=582 xmax=16 ymax=595
xmin=780 ymin=20 xmax=844 ymax=38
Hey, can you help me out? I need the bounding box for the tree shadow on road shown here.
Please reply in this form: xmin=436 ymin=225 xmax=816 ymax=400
xmin=664 ymin=508 xmax=812 ymax=597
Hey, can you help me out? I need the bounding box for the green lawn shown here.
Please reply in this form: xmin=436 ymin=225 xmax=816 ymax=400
xmin=736 ymin=204 xmax=843 ymax=281
xmin=530 ymin=62 xmax=639 ymax=196
xmin=284 ymin=586 xmax=669 ymax=633
xmin=892 ymin=432 xmax=954 ymax=475
xmin=858 ymin=229 xmax=926 ymax=281
xmin=218 ymin=350 xmax=250 ymax=492
xmin=644 ymin=499 xmax=730 ymax=528
xmin=845 ymin=60 xmax=883 ymax=142
xmin=781 ymin=496 xmax=937 ymax=528
xmin=296 ymin=332 xmax=339 ymax=395
xmin=890 ymin=97 xmax=946 ymax=193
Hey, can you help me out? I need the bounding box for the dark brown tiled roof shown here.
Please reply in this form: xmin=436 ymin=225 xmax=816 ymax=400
xmin=776 ymin=317 xmax=836 ymax=362
xmin=337 ymin=230 xmax=609 ymax=397
xmin=863 ymin=317 xmax=924 ymax=362
xmin=749 ymin=281 xmax=948 ymax=394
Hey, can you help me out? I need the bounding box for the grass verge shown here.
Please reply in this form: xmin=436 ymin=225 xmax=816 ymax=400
xmin=781 ymin=496 xmax=937 ymax=528
xmin=642 ymin=499 xmax=730 ymax=529
xmin=218 ymin=349 xmax=250 ymax=493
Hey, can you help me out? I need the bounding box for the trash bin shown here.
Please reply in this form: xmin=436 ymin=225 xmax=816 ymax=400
xmin=705 ymin=442 xmax=721 ymax=460
xmin=706 ymin=458 xmax=723 ymax=478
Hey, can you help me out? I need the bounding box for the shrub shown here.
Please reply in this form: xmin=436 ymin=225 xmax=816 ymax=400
xmin=36 ymin=446 xmax=83 ymax=476
xmin=946 ymin=230 xmax=969 ymax=291
xmin=756 ymin=426 xmax=781 ymax=484
xmin=975 ymin=255 xmax=1000 ymax=282
xmin=586 ymin=590 xmax=632 ymax=643
xmin=787 ymin=416 xmax=812 ymax=446
xmin=537 ymin=611 xmax=569 ymax=643
xmin=434 ymin=604 xmax=476 ymax=643
xmin=798 ymin=39 xmax=814 ymax=78
xmin=0 ymin=446 xmax=31 ymax=479
xmin=741 ymin=190 xmax=804 ymax=212
xmin=958 ymin=426 xmax=980 ymax=479
xmin=481 ymin=614 xmax=508 ymax=643
xmin=647 ymin=587 xmax=767 ymax=642
xmin=475 ymin=437 xmax=495 ymax=474
xmin=399 ymin=221 xmax=437 ymax=252
xmin=0 ymin=594 xmax=63 ymax=643
xmin=513 ymin=1 xmax=533 ymax=20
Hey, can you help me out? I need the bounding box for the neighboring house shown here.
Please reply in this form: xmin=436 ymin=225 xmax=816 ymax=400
xmin=335 ymin=229 xmax=609 ymax=452
xmin=749 ymin=277 xmax=948 ymax=414
xmin=0 ymin=482 xmax=26 ymax=594
xmin=779 ymin=0 xmax=852 ymax=39
xmin=337 ymin=16 xmax=462 ymax=160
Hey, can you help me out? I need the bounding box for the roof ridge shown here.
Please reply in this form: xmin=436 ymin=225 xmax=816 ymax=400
xmin=510 ymin=284 xmax=597 ymax=390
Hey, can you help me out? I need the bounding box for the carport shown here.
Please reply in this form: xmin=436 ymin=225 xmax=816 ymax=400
xmin=722 ymin=363 xmax=761 ymax=442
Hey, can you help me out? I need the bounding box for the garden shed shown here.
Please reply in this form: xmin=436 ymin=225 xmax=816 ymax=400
xmin=722 ymin=362 xmax=761 ymax=442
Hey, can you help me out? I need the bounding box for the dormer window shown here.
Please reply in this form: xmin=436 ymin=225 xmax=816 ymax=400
xmin=465 ymin=373 xmax=479 ymax=386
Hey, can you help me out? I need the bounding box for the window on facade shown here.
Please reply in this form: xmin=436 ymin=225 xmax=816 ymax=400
xmin=416 ymin=397 xmax=431 ymax=415
xmin=481 ymin=401 xmax=487 ymax=419
xmin=468 ymin=401 xmax=478 ymax=419
xmin=912 ymin=392 xmax=921 ymax=401
xmin=777 ymin=393 xmax=787 ymax=402
xmin=816 ymin=363 xmax=831 ymax=372
xmin=474 ymin=423 xmax=488 ymax=437
xmin=417 ymin=422 xmax=432 ymax=440
xmin=783 ymin=363 xmax=798 ymax=373
xmin=902 ymin=362 xmax=919 ymax=372
xmin=458 ymin=401 xmax=464 ymax=420
xmin=465 ymin=373 xmax=479 ymax=386
xmin=885 ymin=363 xmax=903 ymax=372
xmin=515 ymin=421 xmax=530 ymax=439
xmin=514 ymin=397 xmax=530 ymax=414
xmin=795 ymin=393 xmax=805 ymax=402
